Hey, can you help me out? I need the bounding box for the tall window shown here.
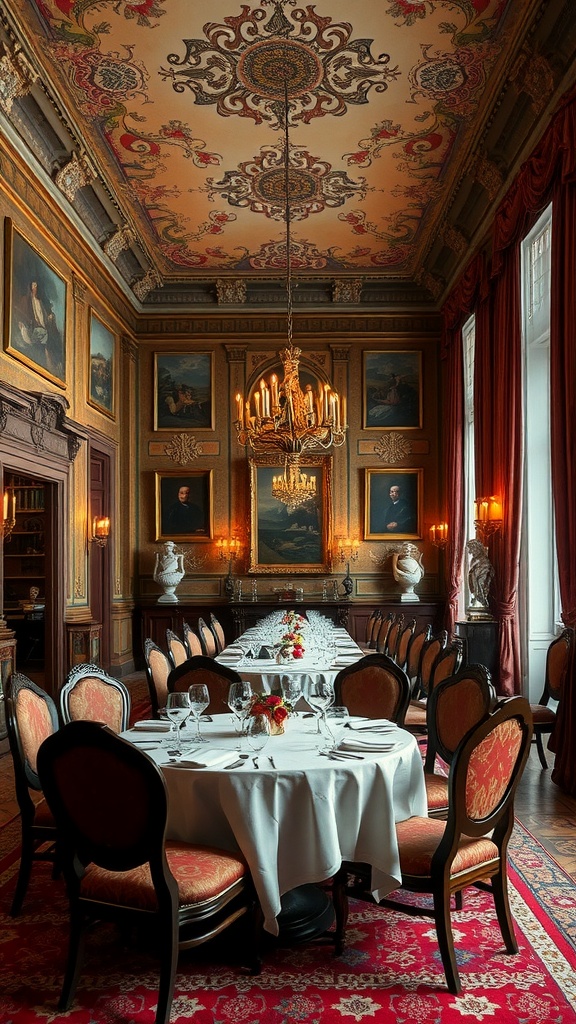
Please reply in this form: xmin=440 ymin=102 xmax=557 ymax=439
xmin=520 ymin=203 xmax=556 ymax=698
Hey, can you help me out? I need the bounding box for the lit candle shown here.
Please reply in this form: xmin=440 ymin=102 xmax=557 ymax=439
xmin=236 ymin=393 xmax=243 ymax=426
xmin=245 ymin=400 xmax=251 ymax=426
xmin=329 ymin=393 xmax=336 ymax=423
xmin=440 ymin=523 xmax=448 ymax=542
xmin=489 ymin=498 xmax=502 ymax=521
xmin=3 ymin=491 xmax=7 ymax=522
xmin=271 ymin=374 xmax=279 ymax=410
xmin=324 ymin=384 xmax=330 ymax=423
xmin=334 ymin=393 xmax=340 ymax=430
xmin=254 ymin=391 xmax=261 ymax=419
xmin=429 ymin=525 xmax=436 ymax=544
xmin=341 ymin=395 xmax=347 ymax=429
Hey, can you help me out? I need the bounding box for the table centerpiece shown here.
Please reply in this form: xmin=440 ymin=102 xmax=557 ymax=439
xmin=248 ymin=693 xmax=292 ymax=735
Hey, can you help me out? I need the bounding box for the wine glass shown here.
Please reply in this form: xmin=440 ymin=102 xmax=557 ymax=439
xmin=280 ymin=674 xmax=303 ymax=708
xmin=308 ymin=678 xmax=335 ymax=742
xmin=188 ymin=683 xmax=210 ymax=743
xmin=245 ymin=713 xmax=270 ymax=763
xmin=165 ymin=692 xmax=191 ymax=757
xmin=227 ymin=681 xmax=253 ymax=748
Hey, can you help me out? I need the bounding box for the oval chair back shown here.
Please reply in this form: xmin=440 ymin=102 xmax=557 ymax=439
xmin=168 ymin=655 xmax=243 ymax=716
xmin=166 ymin=629 xmax=188 ymax=669
xmin=197 ymin=617 xmax=218 ymax=658
xmin=416 ymin=630 xmax=448 ymax=698
xmin=385 ymin=613 xmax=404 ymax=661
xmin=375 ymin=612 xmax=395 ymax=654
xmin=209 ymin=613 xmax=226 ymax=654
xmin=334 ymin=653 xmax=410 ymax=726
xmin=530 ymin=626 xmax=574 ymax=768
xmin=5 ymin=672 xmax=59 ymax=915
xmin=405 ymin=623 xmax=432 ymax=687
xmin=429 ymin=640 xmax=464 ymax=693
xmin=59 ymin=663 xmax=131 ymax=734
xmin=395 ymin=618 xmax=416 ymax=671
xmin=143 ymin=637 xmax=172 ymax=716
xmin=182 ymin=622 xmax=203 ymax=657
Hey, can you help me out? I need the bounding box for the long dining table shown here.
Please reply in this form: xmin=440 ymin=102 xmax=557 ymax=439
xmin=125 ymin=710 xmax=427 ymax=936
xmin=214 ymin=609 xmax=365 ymax=697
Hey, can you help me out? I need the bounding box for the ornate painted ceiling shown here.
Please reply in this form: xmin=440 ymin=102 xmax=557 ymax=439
xmin=2 ymin=1 xmax=575 ymax=306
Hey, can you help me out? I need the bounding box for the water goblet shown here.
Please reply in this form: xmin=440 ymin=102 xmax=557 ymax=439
xmin=324 ymin=706 xmax=350 ymax=750
xmin=308 ymin=678 xmax=335 ymax=743
xmin=246 ymin=713 xmax=270 ymax=762
xmin=280 ymin=674 xmax=303 ymax=709
xmin=165 ymin=692 xmax=191 ymax=757
xmin=227 ymin=681 xmax=253 ymax=748
xmin=188 ymin=683 xmax=210 ymax=743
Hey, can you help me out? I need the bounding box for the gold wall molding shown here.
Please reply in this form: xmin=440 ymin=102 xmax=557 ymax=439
xmin=148 ymin=439 xmax=220 ymax=458
xmin=357 ymin=437 xmax=429 ymax=459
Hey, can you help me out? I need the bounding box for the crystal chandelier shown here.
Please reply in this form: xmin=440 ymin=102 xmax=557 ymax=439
xmin=234 ymin=70 xmax=347 ymax=504
xmin=271 ymin=453 xmax=318 ymax=514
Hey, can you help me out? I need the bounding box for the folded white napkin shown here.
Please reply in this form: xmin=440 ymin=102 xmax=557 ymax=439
xmin=133 ymin=720 xmax=170 ymax=732
xmin=165 ymin=748 xmax=236 ymax=769
xmin=333 ymin=657 xmax=360 ymax=667
xmin=346 ymin=718 xmax=395 ymax=731
xmin=340 ymin=737 xmax=396 ymax=752
xmin=130 ymin=740 xmax=160 ymax=749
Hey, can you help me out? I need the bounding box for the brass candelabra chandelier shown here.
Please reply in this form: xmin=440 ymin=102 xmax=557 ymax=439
xmin=234 ymin=71 xmax=346 ymax=509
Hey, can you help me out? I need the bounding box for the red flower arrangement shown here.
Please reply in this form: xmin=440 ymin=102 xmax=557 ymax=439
xmin=248 ymin=693 xmax=292 ymax=725
xmin=278 ymin=630 xmax=305 ymax=659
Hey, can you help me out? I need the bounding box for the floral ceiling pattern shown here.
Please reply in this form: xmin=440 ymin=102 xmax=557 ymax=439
xmin=10 ymin=0 xmax=522 ymax=282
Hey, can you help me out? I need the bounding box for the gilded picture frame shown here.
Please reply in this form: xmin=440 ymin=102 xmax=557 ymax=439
xmin=155 ymin=470 xmax=213 ymax=542
xmin=249 ymin=455 xmax=333 ymax=574
xmin=88 ymin=310 xmax=115 ymax=419
xmin=3 ymin=219 xmax=67 ymax=387
xmin=363 ymin=350 xmax=422 ymax=429
xmin=154 ymin=351 xmax=214 ymax=430
xmin=364 ymin=468 xmax=423 ymax=540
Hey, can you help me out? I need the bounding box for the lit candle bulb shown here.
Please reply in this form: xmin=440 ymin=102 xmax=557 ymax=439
xmin=254 ymin=391 xmax=261 ymax=419
xmin=236 ymin=393 xmax=243 ymax=426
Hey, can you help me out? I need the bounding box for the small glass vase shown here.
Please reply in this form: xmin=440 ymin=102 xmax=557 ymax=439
xmin=269 ymin=718 xmax=285 ymax=736
xmin=276 ymin=648 xmax=293 ymax=665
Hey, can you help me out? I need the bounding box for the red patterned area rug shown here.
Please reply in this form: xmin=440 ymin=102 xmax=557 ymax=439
xmin=0 ymin=818 xmax=575 ymax=1023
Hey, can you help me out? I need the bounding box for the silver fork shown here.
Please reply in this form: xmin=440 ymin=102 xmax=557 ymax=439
xmin=252 ymin=756 xmax=259 ymax=768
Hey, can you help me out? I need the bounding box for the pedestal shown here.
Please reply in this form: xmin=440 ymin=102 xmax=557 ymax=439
xmin=454 ymin=619 xmax=499 ymax=688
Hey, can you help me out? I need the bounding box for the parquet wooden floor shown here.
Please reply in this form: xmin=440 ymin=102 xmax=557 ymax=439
xmin=1 ymin=674 xmax=575 ymax=883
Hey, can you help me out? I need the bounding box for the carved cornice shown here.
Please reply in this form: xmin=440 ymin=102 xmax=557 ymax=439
xmin=121 ymin=334 xmax=138 ymax=363
xmin=216 ymin=279 xmax=247 ymax=305
xmin=104 ymin=226 xmax=134 ymax=263
xmin=0 ymin=41 xmax=37 ymax=115
xmin=54 ymin=152 xmax=95 ymax=202
xmin=0 ymin=382 xmax=86 ymax=462
xmin=332 ymin=279 xmax=363 ymax=304
xmin=132 ymin=269 xmax=162 ymax=303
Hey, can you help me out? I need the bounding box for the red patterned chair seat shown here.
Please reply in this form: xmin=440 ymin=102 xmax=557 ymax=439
xmin=395 ymin=817 xmax=498 ymax=875
xmin=81 ymin=843 xmax=248 ymax=910
xmin=424 ymin=773 xmax=449 ymax=811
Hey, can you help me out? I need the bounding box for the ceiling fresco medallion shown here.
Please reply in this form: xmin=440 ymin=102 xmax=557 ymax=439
xmin=160 ymin=1 xmax=399 ymax=128
xmin=208 ymin=141 xmax=366 ymax=220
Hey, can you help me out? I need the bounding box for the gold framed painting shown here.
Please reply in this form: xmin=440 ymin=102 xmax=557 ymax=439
xmin=88 ymin=310 xmax=115 ymax=419
xmin=3 ymin=219 xmax=67 ymax=387
xmin=363 ymin=350 xmax=422 ymax=429
xmin=364 ymin=468 xmax=423 ymax=540
xmin=154 ymin=351 xmax=214 ymax=430
xmin=249 ymin=455 xmax=333 ymax=574
xmin=155 ymin=470 xmax=213 ymax=542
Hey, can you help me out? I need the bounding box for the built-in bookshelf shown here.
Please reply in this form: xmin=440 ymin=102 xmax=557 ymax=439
xmin=3 ymin=475 xmax=45 ymax=612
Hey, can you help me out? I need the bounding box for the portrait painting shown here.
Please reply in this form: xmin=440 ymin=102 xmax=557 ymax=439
xmin=155 ymin=471 xmax=213 ymax=542
xmin=88 ymin=312 xmax=115 ymax=417
xmin=4 ymin=219 xmax=66 ymax=387
xmin=363 ymin=350 xmax=422 ymax=429
xmin=154 ymin=352 xmax=213 ymax=430
xmin=249 ymin=456 xmax=332 ymax=573
xmin=364 ymin=468 xmax=422 ymax=540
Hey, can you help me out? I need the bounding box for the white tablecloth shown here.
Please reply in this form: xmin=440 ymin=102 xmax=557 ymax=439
xmin=125 ymin=714 xmax=427 ymax=934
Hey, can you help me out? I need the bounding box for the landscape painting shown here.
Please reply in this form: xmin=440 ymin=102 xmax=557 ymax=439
xmin=249 ymin=457 xmax=332 ymax=573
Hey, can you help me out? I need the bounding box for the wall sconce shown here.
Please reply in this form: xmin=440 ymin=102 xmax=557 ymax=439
xmin=473 ymin=496 xmax=502 ymax=545
xmin=91 ymin=515 xmax=110 ymax=547
xmin=337 ymin=537 xmax=360 ymax=597
xmin=1 ymin=489 xmax=16 ymax=541
xmin=429 ymin=522 xmax=448 ymax=548
xmin=216 ymin=536 xmax=241 ymax=598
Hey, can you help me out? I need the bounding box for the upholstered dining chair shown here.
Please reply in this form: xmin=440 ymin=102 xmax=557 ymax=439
xmin=394 ymin=617 xmax=416 ymax=671
xmin=530 ymin=627 xmax=573 ymax=768
xmin=210 ymin=612 xmax=226 ymax=654
xmin=405 ymin=623 xmax=432 ymax=686
xmin=374 ymin=612 xmax=395 ymax=654
xmin=168 ymin=655 xmax=243 ymax=716
xmin=166 ymin=628 xmax=189 ymax=669
xmin=429 ymin=640 xmax=464 ymax=693
xmin=143 ymin=637 xmax=172 ymax=716
xmin=404 ymin=629 xmax=448 ymax=733
xmin=59 ymin=663 xmax=130 ymax=734
xmin=334 ymin=653 xmax=411 ymax=726
xmin=197 ymin=616 xmax=218 ymax=658
xmin=5 ymin=672 xmax=59 ymax=916
xmin=37 ymin=721 xmax=260 ymax=1024
xmin=332 ymin=695 xmax=533 ymax=994
xmin=359 ymin=609 xmax=382 ymax=652
xmin=384 ymin=613 xmax=404 ymax=661
xmin=424 ymin=664 xmax=496 ymax=818
xmin=182 ymin=621 xmax=203 ymax=657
